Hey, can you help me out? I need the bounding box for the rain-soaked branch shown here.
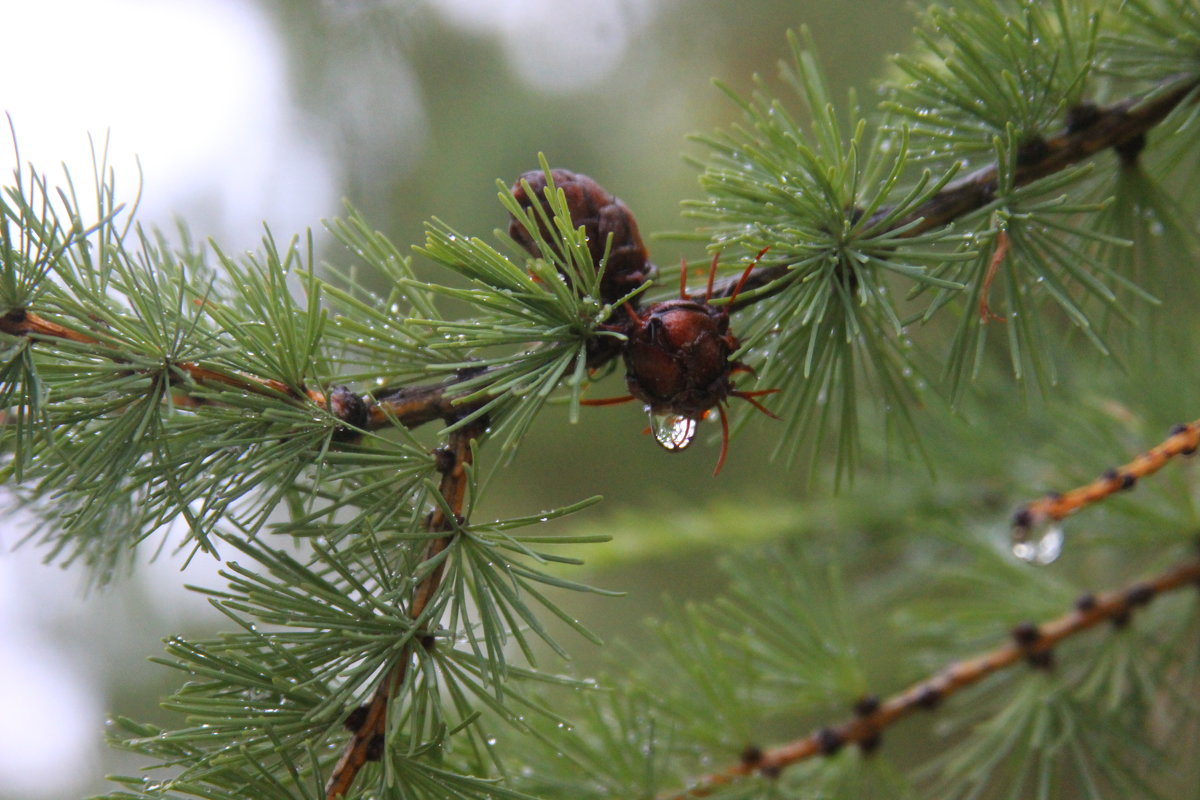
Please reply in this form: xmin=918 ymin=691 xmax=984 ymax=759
xmin=663 ymin=553 xmax=1200 ymax=799
xmin=0 ymin=307 xmax=326 ymax=405
xmin=0 ymin=304 xmax=490 ymax=430
xmin=718 ymin=76 xmax=1200 ymax=310
xmin=1013 ymin=419 xmax=1200 ymax=538
xmin=3 ymin=79 xmax=1198 ymax=444
xmin=324 ymin=419 xmax=484 ymax=799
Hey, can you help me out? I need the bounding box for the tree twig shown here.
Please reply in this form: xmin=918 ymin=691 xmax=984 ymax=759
xmin=9 ymin=77 xmax=1195 ymax=436
xmin=718 ymin=76 xmax=1200 ymax=310
xmin=0 ymin=307 xmax=327 ymax=405
xmin=324 ymin=420 xmax=483 ymax=799
xmin=663 ymin=554 xmax=1200 ymax=799
xmin=1013 ymin=419 xmax=1200 ymax=535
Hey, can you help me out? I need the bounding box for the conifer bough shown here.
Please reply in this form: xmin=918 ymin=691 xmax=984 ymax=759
xmin=713 ymin=74 xmax=1200 ymax=308
xmin=668 ymin=554 xmax=1200 ymax=798
xmin=4 ymin=2 xmax=1200 ymax=799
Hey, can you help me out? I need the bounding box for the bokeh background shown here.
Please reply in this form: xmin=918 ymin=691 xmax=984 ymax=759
xmin=0 ymin=2 xmax=917 ymax=797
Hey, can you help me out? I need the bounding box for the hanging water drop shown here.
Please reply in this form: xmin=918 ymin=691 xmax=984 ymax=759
xmin=1011 ymin=517 xmax=1064 ymax=564
xmin=648 ymin=411 xmax=697 ymax=451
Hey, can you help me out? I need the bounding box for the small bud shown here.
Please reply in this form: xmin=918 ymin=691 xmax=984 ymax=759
xmin=343 ymin=705 xmax=368 ymax=732
xmin=853 ymin=694 xmax=880 ymax=717
xmin=1011 ymin=621 xmax=1040 ymax=647
xmin=739 ymin=744 xmax=764 ymax=766
xmin=1125 ymin=582 xmax=1155 ymax=607
xmin=915 ymin=685 xmax=942 ymax=710
xmin=364 ymin=733 xmax=385 ymax=762
xmin=433 ymin=446 xmax=456 ymax=474
xmin=815 ymin=727 xmax=843 ymax=756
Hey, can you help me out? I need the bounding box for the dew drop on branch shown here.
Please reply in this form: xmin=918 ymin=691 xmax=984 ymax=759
xmin=1011 ymin=518 xmax=1064 ymax=565
xmin=648 ymin=411 xmax=697 ymax=451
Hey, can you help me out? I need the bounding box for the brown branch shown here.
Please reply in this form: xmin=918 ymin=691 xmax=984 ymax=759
xmin=366 ymin=379 xmax=493 ymax=430
xmin=0 ymin=306 xmax=336 ymax=408
xmin=664 ymin=555 xmax=1200 ymax=799
xmin=324 ymin=421 xmax=483 ymax=800
xmin=358 ymin=75 xmax=1200 ymax=423
xmin=0 ymin=305 xmax=485 ymax=799
xmin=0 ymin=304 xmax=491 ymax=431
xmin=5 ymin=79 xmax=1198 ymax=440
xmin=719 ymin=76 xmax=1200 ymax=310
xmin=322 ymin=75 xmax=1200 ymax=428
xmin=1013 ymin=420 xmax=1200 ymax=534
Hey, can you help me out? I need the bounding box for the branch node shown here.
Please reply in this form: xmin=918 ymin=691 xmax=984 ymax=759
xmin=1015 ymin=135 xmax=1050 ymax=167
xmin=329 ymin=385 xmax=369 ymax=439
xmin=1065 ymin=102 xmax=1102 ymax=133
xmin=343 ymin=705 xmax=368 ymax=733
xmin=364 ymin=733 xmax=385 ymax=762
xmin=1125 ymin=581 xmax=1156 ymax=608
xmin=433 ymin=446 xmax=456 ymax=474
xmin=739 ymin=744 xmax=763 ymax=767
xmin=1170 ymin=422 xmax=1198 ymax=455
xmin=1011 ymin=621 xmax=1040 ymax=647
xmin=815 ymin=727 xmax=843 ymax=756
xmin=1011 ymin=622 xmax=1052 ymax=668
xmin=1115 ymin=132 xmax=1147 ymax=166
xmin=852 ymin=694 xmax=880 ymax=717
xmin=1011 ymin=506 xmax=1035 ymax=530
xmin=915 ymin=685 xmax=942 ymax=710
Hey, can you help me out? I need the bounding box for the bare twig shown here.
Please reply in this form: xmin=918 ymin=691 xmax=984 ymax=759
xmin=324 ymin=420 xmax=483 ymax=799
xmin=663 ymin=555 xmax=1200 ymax=799
xmin=1013 ymin=420 xmax=1200 ymax=534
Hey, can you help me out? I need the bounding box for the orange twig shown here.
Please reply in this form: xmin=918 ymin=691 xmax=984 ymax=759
xmin=0 ymin=308 xmax=325 ymax=405
xmin=324 ymin=422 xmax=482 ymax=799
xmin=663 ymin=556 xmax=1200 ymax=798
xmin=1013 ymin=420 xmax=1200 ymax=532
xmin=979 ymin=230 xmax=1008 ymax=323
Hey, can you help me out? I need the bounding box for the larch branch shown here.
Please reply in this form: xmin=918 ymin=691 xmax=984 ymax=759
xmin=664 ymin=555 xmax=1200 ymax=798
xmin=719 ymin=76 xmax=1200 ymax=310
xmin=324 ymin=420 xmax=483 ymax=799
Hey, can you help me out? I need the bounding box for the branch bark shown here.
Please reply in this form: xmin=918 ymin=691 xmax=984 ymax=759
xmin=718 ymin=76 xmax=1200 ymax=310
xmin=0 ymin=308 xmax=325 ymax=404
xmin=1014 ymin=419 xmax=1200 ymax=535
xmin=7 ymin=77 xmax=1194 ymax=436
xmin=324 ymin=420 xmax=483 ymax=799
xmin=664 ymin=554 xmax=1200 ymax=798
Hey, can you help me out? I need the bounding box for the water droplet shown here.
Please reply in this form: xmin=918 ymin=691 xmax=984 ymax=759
xmin=1011 ymin=518 xmax=1064 ymax=564
xmin=648 ymin=411 xmax=697 ymax=451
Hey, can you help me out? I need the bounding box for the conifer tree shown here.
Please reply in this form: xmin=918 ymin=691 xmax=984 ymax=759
xmin=2 ymin=1 xmax=1200 ymax=798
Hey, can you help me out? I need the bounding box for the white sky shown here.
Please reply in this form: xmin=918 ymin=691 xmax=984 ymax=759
xmin=0 ymin=0 xmax=335 ymax=250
